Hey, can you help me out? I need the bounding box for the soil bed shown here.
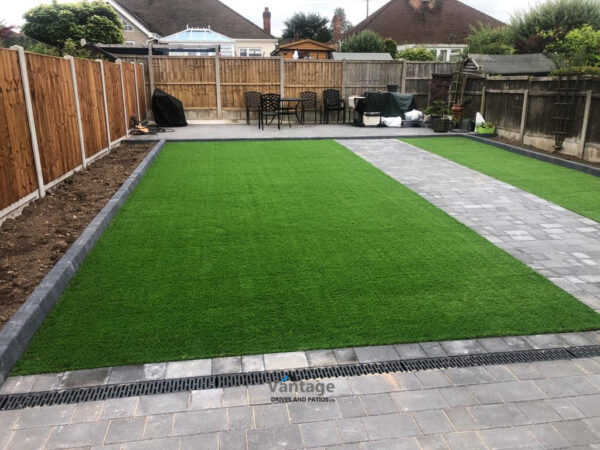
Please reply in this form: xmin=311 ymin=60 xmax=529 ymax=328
xmin=0 ymin=142 xmax=155 ymax=329
xmin=490 ymin=135 xmax=600 ymax=169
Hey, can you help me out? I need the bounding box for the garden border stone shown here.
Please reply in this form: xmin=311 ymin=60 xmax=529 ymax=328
xmin=0 ymin=140 xmax=167 ymax=383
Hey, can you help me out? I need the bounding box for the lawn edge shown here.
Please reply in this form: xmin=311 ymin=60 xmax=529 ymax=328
xmin=0 ymin=140 xmax=167 ymax=384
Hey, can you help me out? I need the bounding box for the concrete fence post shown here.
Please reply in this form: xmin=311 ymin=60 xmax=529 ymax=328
xmin=10 ymin=45 xmax=45 ymax=198
xmin=579 ymin=90 xmax=593 ymax=159
xmin=64 ymin=55 xmax=87 ymax=169
xmin=215 ymin=54 xmax=222 ymax=119
xmin=133 ymin=63 xmax=141 ymax=121
xmin=480 ymin=86 xmax=487 ymax=116
xmin=140 ymin=63 xmax=148 ymax=120
xmin=116 ymin=59 xmax=129 ymax=134
xmin=341 ymin=59 xmax=347 ymax=109
xmin=147 ymin=43 xmax=155 ymax=98
xmin=96 ymin=60 xmax=112 ymax=151
xmin=519 ymin=90 xmax=530 ymax=143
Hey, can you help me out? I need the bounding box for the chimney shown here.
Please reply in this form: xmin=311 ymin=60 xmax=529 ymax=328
xmin=263 ymin=7 xmax=271 ymax=35
xmin=332 ymin=14 xmax=342 ymax=43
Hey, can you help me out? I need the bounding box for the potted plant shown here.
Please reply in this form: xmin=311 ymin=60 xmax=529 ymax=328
xmin=475 ymin=121 xmax=496 ymax=135
xmin=424 ymin=101 xmax=451 ymax=133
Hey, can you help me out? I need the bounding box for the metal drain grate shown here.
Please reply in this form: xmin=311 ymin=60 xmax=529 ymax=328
xmin=1 ymin=345 xmax=599 ymax=411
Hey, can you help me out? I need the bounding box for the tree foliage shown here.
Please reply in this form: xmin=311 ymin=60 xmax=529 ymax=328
xmin=341 ymin=30 xmax=386 ymax=53
xmin=398 ymin=47 xmax=436 ymax=61
xmin=464 ymin=24 xmax=515 ymax=55
xmin=332 ymin=7 xmax=353 ymax=34
xmin=545 ymin=25 xmax=600 ymax=68
xmin=22 ymin=0 xmax=124 ymax=52
xmin=383 ymin=38 xmax=399 ymax=58
xmin=508 ymin=0 xmax=600 ymax=53
xmin=282 ymin=12 xmax=332 ymax=42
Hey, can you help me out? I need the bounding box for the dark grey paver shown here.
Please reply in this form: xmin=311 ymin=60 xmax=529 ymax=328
xmin=300 ymin=420 xmax=341 ymax=447
xmin=361 ymin=413 xmax=421 ymax=440
xmin=172 ymin=409 xmax=227 ymax=435
xmin=222 ymin=386 xmax=248 ymax=408
xmin=517 ymin=400 xmax=563 ymax=424
xmin=394 ymin=343 xmax=427 ymax=359
xmin=477 ymin=426 xmax=541 ymax=449
xmin=361 ymin=393 xmax=399 ymax=415
xmin=392 ymin=390 xmax=447 ymax=412
xmin=468 ymin=404 xmax=531 ymax=428
xmin=254 ymin=403 xmax=289 ymax=428
xmin=6 ymin=428 xmax=50 ymax=450
xmin=445 ymin=407 xmax=480 ymax=431
xmin=552 ymin=419 xmax=600 ymax=446
xmin=443 ymin=431 xmax=486 ymax=449
xmin=16 ymin=404 xmax=76 ymax=429
xmin=136 ymin=393 xmax=188 ymax=416
xmin=180 ymin=432 xmax=218 ymax=450
xmin=338 ymin=418 xmax=367 ymax=443
xmin=228 ymin=406 xmax=254 ymax=430
xmin=247 ymin=424 xmax=304 ymax=450
xmin=414 ymin=371 xmax=451 ymax=389
xmin=419 ymin=342 xmax=447 ymax=358
xmin=105 ymin=417 xmax=145 ymax=443
xmin=121 ymin=437 xmax=179 ymax=450
xmin=354 ymin=345 xmax=399 ymax=363
xmin=336 ymin=396 xmax=367 ymax=418
xmin=108 ymin=365 xmax=144 ymax=384
xmin=528 ymin=423 xmax=571 ymax=449
xmin=219 ymin=430 xmax=246 ymax=450
xmin=438 ymin=387 xmax=479 ymax=408
xmin=288 ymin=401 xmax=340 ymax=423
xmin=45 ymin=421 xmax=109 ymax=448
xmin=333 ymin=348 xmax=359 ymax=365
xmin=412 ymin=410 xmax=454 ymax=435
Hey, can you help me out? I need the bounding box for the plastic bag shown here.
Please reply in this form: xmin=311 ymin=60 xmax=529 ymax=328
xmin=382 ymin=117 xmax=403 ymax=127
xmin=404 ymin=109 xmax=423 ymax=121
xmin=475 ymin=112 xmax=485 ymax=127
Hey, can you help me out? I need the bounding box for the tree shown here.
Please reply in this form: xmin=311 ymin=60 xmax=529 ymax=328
xmin=341 ymin=30 xmax=386 ymax=53
xmin=282 ymin=12 xmax=332 ymax=42
xmin=332 ymin=7 xmax=353 ymax=33
xmin=383 ymin=38 xmax=398 ymax=58
xmin=545 ymin=25 xmax=600 ymax=68
xmin=398 ymin=47 xmax=436 ymax=60
xmin=464 ymin=24 xmax=515 ymax=55
xmin=22 ymin=0 xmax=124 ymax=53
xmin=508 ymin=0 xmax=600 ymax=53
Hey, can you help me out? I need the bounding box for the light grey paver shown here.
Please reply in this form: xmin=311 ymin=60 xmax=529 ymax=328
xmin=263 ymin=352 xmax=308 ymax=371
xmin=254 ymin=403 xmax=289 ymax=428
xmin=440 ymin=340 xmax=485 ymax=356
xmin=164 ymin=359 xmax=211 ymax=378
xmin=228 ymin=406 xmax=254 ymax=430
xmin=336 ymin=396 xmax=367 ymax=418
xmin=394 ymin=343 xmax=427 ymax=359
xmin=288 ymin=401 xmax=341 ymax=423
xmin=392 ymin=390 xmax=447 ymax=412
xmin=143 ymin=414 xmax=173 ymax=439
xmin=45 ymin=421 xmax=109 ymax=448
xmin=348 ymin=374 xmax=400 ymax=395
xmin=247 ymin=424 xmax=304 ymax=450
xmin=105 ymin=417 xmax=145 ymax=444
xmin=300 ymin=420 xmax=341 ymax=447
xmin=222 ymin=386 xmax=248 ymax=407
xmin=338 ymin=417 xmax=368 ymax=443
xmin=180 ymin=432 xmax=218 ymax=449
xmin=333 ymin=348 xmax=359 ymax=365
xmin=172 ymin=409 xmax=227 ymax=435
xmin=354 ymin=345 xmax=399 ymax=363
xmin=241 ymin=355 xmax=265 ymax=372
xmin=338 ymin=138 xmax=600 ymax=313
xmin=361 ymin=413 xmax=421 ymax=440
xmin=136 ymin=393 xmax=188 ymax=416
xmin=58 ymin=368 xmax=111 ymax=389
xmin=360 ymin=393 xmax=399 ymax=415
xmin=6 ymin=428 xmax=50 ymax=450
xmin=468 ymin=404 xmax=531 ymax=428
xmin=412 ymin=410 xmax=454 ymax=435
xmin=478 ymin=426 xmax=541 ymax=448
xmin=212 ymin=357 xmax=241 ymax=374
xmin=142 ymin=363 xmax=166 ymax=381
xmin=16 ymin=404 xmax=76 ymax=429
xmin=306 ymin=349 xmax=337 ymax=367
xmin=190 ymin=388 xmax=223 ymax=410
xmin=108 ymin=365 xmax=144 ymax=384
xmin=101 ymin=397 xmax=139 ymax=420
xmin=552 ymin=419 xmax=600 ymax=446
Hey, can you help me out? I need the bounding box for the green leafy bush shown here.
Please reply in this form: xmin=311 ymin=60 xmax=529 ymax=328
xmin=464 ymin=24 xmax=515 ymax=55
xmin=341 ymin=30 xmax=386 ymax=53
xmin=398 ymin=47 xmax=435 ymax=61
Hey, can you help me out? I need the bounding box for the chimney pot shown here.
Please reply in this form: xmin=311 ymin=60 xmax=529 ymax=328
xmin=263 ymin=7 xmax=271 ymax=35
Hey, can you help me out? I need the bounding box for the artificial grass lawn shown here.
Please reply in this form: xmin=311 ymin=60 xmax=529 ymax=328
xmin=401 ymin=137 xmax=600 ymax=222
xmin=14 ymin=140 xmax=600 ymax=374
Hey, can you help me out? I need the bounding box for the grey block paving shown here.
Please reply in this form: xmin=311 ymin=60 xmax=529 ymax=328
xmin=0 ymin=359 xmax=599 ymax=448
xmin=338 ymin=138 xmax=600 ymax=313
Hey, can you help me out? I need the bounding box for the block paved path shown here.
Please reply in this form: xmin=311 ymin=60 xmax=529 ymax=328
xmin=1 ymin=358 xmax=600 ymax=449
xmin=339 ymin=139 xmax=600 ymax=313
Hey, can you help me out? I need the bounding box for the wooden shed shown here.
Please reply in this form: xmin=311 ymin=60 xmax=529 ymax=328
xmin=271 ymin=39 xmax=336 ymax=60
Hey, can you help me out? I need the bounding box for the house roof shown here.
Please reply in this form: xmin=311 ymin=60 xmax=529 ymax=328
xmin=344 ymin=0 xmax=503 ymax=45
xmin=112 ymin=0 xmax=275 ymax=40
xmin=466 ymin=53 xmax=556 ymax=75
xmin=160 ymin=28 xmax=234 ymax=43
xmin=331 ymin=52 xmax=393 ymax=60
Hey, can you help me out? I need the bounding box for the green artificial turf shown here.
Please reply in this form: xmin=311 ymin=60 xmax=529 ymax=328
xmin=401 ymin=137 xmax=600 ymax=222
xmin=14 ymin=140 xmax=600 ymax=374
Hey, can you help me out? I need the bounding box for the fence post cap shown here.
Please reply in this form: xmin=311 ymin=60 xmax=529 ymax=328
xmin=63 ymin=55 xmax=74 ymax=60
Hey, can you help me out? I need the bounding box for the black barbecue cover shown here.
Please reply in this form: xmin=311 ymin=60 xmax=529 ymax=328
xmin=152 ymin=89 xmax=187 ymax=127
xmin=363 ymin=92 xmax=416 ymax=118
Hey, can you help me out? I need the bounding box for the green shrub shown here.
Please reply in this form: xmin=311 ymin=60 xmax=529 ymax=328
xmin=398 ymin=47 xmax=435 ymax=61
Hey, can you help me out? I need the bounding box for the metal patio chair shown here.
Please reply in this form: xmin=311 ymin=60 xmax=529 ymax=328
xmin=323 ymin=89 xmax=345 ymax=124
xmin=259 ymin=93 xmax=281 ymax=130
xmin=245 ymin=91 xmax=262 ymax=125
xmin=300 ymin=91 xmax=320 ymax=124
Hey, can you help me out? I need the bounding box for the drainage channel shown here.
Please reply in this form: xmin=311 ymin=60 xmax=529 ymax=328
xmin=2 ymin=345 xmax=599 ymax=411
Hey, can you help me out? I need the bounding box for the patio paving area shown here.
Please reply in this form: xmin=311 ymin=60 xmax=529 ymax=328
xmin=128 ymin=124 xmax=438 ymax=141
xmin=2 ymin=358 xmax=600 ymax=449
xmin=339 ymin=139 xmax=600 ymax=313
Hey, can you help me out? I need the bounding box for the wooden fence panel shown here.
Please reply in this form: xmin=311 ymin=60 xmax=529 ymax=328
xmin=220 ymin=58 xmax=280 ymax=109
xmin=0 ymin=48 xmax=37 ymax=210
xmin=345 ymin=61 xmax=402 ymax=97
xmin=136 ymin=64 xmax=147 ymax=121
xmin=284 ymin=60 xmax=342 ymax=103
xmin=26 ymin=53 xmax=81 ymax=183
xmin=153 ymin=57 xmax=216 ymax=109
xmin=74 ymin=58 xmax=109 ymax=158
xmin=103 ymin=61 xmax=126 ymax=141
xmin=122 ymin=62 xmax=138 ymax=124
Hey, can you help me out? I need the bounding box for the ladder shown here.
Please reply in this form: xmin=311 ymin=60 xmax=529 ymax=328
xmin=447 ymin=61 xmax=466 ymax=107
xmin=553 ymin=75 xmax=579 ymax=152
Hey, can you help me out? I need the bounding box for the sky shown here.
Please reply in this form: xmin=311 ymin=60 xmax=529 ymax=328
xmin=3 ymin=0 xmax=545 ymax=35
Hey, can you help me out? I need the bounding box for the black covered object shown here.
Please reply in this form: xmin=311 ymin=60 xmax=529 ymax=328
xmin=364 ymin=92 xmax=416 ymax=118
xmin=152 ymin=89 xmax=187 ymax=127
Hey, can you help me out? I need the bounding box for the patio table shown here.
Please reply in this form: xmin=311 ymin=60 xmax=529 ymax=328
xmin=280 ymin=98 xmax=308 ymax=124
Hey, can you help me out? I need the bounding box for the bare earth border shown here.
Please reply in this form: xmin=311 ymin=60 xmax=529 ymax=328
xmin=0 ymin=140 xmax=167 ymax=383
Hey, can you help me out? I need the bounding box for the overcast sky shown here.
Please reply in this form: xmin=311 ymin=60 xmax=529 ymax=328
xmin=3 ymin=0 xmax=546 ymax=35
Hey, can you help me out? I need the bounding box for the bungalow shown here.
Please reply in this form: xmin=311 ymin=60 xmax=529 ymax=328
xmin=344 ymin=0 xmax=503 ymax=62
xmin=102 ymin=0 xmax=277 ymax=57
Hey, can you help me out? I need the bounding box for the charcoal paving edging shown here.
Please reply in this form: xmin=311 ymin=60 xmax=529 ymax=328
xmin=0 ymin=140 xmax=167 ymax=383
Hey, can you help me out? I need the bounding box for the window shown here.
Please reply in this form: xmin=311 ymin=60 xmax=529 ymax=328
xmin=437 ymin=49 xmax=448 ymax=62
xmin=122 ymin=19 xmax=134 ymax=32
xmin=240 ymin=48 xmax=262 ymax=57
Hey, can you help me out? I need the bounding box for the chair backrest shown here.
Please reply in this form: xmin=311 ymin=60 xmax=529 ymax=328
xmin=300 ymin=91 xmax=317 ymax=108
xmin=323 ymin=89 xmax=341 ymax=107
xmin=260 ymin=93 xmax=280 ymax=112
xmin=245 ymin=91 xmax=261 ymax=109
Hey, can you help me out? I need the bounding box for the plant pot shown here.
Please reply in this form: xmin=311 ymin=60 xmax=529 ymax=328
xmin=460 ymin=118 xmax=474 ymax=131
xmin=475 ymin=125 xmax=496 ymax=135
xmin=451 ymin=104 xmax=464 ymax=122
xmin=432 ymin=117 xmax=450 ymax=133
